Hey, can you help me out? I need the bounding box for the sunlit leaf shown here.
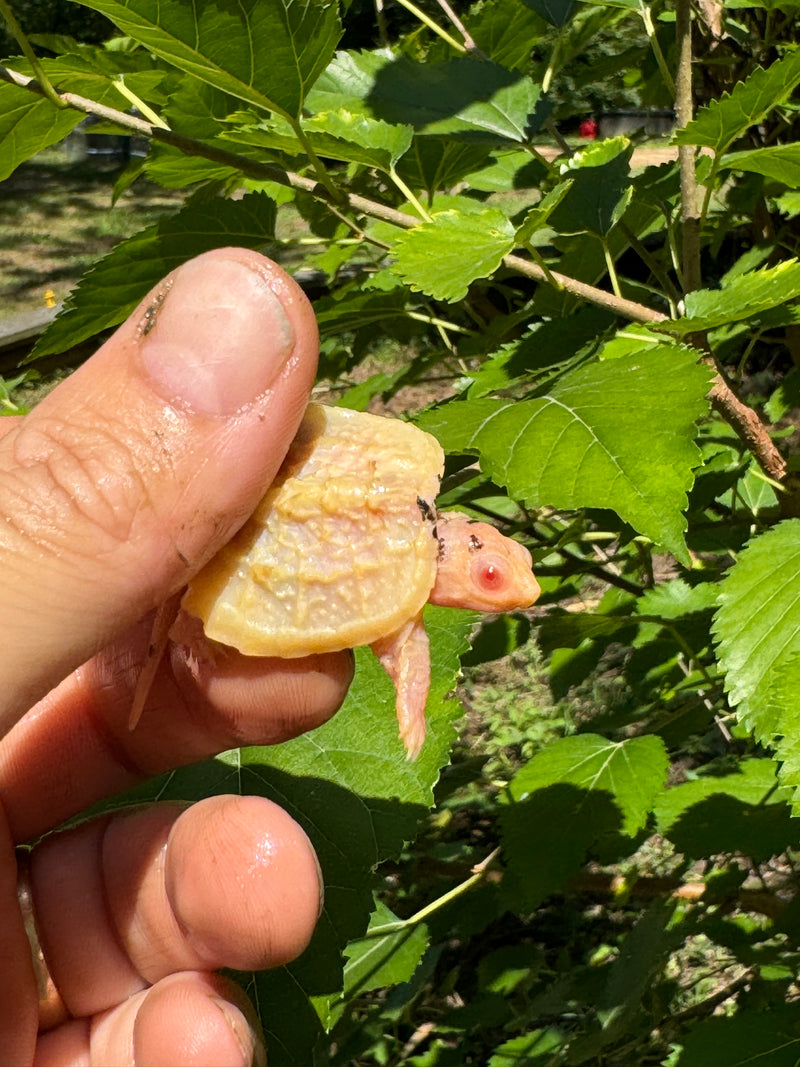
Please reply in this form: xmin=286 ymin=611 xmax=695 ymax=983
xmin=675 ymin=48 xmax=800 ymax=153
xmin=393 ymin=202 xmax=515 ymax=302
xmin=713 ymin=519 xmax=800 ymax=741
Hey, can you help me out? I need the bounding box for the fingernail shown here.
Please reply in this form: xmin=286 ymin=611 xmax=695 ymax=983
xmin=137 ymin=257 xmax=295 ymax=416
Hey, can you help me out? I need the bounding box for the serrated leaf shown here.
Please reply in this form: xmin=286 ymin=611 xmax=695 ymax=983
xmin=507 ymin=734 xmax=669 ymax=836
xmin=393 ymin=204 xmax=515 ymax=302
xmin=418 ymin=343 xmax=711 ymax=563
xmin=304 ymin=108 xmax=413 ymax=170
xmin=675 ymin=48 xmax=800 ymax=153
xmin=761 ymin=653 xmax=800 ymax=813
xmin=713 ymin=519 xmax=800 ymax=740
xmin=723 ymin=143 xmax=800 ymax=187
xmin=324 ymin=898 xmax=429 ymax=1026
xmin=308 ymin=51 xmax=542 ymax=143
xmin=72 ymin=0 xmax=342 ymax=120
xmin=635 ymin=579 xmax=719 ymax=620
xmin=660 ymin=260 xmax=800 ymax=336
xmin=499 ymin=735 xmax=667 ymax=911
xmin=31 ymin=193 xmax=278 ymax=359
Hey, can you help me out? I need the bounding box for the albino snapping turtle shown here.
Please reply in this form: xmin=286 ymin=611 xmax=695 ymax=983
xmin=136 ymin=404 xmax=540 ymax=757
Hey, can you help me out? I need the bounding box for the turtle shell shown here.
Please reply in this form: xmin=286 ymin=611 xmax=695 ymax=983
xmin=182 ymin=404 xmax=445 ymax=656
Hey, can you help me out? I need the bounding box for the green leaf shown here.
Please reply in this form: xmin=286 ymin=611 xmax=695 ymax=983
xmin=418 ymin=343 xmax=711 ymax=564
xmin=674 ymin=48 xmax=800 ymax=153
xmin=547 ymin=137 xmax=633 ymax=237
xmin=313 ymin=289 xmax=412 ymax=338
xmin=723 ymin=143 xmax=800 ymax=187
xmin=397 ymin=139 xmax=496 ymax=199
xmin=72 ymin=0 xmax=342 ymax=119
xmin=227 ymin=109 xmax=413 ymax=172
xmin=507 ymin=734 xmax=669 ymax=836
xmin=469 ymin=0 xmax=548 ymax=71
xmin=392 ymin=203 xmax=516 ymax=302
xmin=308 ymin=52 xmax=543 ymax=143
xmin=499 ymin=735 xmax=667 ymax=910
xmin=537 ymin=613 xmax=635 ymax=656
xmin=658 ymin=260 xmax=800 ymax=336
xmin=680 ymin=1005 xmax=800 ymax=1067
xmin=31 ymin=193 xmax=278 ymax=359
xmin=654 ymin=758 xmax=795 ymax=861
xmin=635 ymin=579 xmax=720 ymax=620
xmin=488 ymin=1028 xmax=566 ymax=1065
xmin=464 ymin=147 xmax=548 ymax=193
xmin=0 ymin=81 xmax=82 ymax=181
xmin=320 ymin=898 xmax=429 ymax=1026
xmin=760 ymin=653 xmax=800 ymax=813
xmin=713 ymin=519 xmax=800 ymax=740
xmin=515 ymin=180 xmax=574 ymax=245
xmin=304 ymin=109 xmax=412 ymax=169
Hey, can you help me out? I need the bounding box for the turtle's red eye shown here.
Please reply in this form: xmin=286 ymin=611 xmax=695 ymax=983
xmin=472 ymin=556 xmax=507 ymax=594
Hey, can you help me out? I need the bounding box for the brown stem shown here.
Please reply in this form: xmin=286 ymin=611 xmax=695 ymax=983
xmin=709 ymin=375 xmax=787 ymax=481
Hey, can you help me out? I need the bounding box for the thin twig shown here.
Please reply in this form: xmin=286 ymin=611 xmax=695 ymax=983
xmin=431 ymin=0 xmax=488 ymax=57
xmin=0 ymin=0 xmax=66 ymax=109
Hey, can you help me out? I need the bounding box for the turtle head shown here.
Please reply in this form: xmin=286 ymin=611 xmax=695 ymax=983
xmin=429 ymin=512 xmax=540 ymax=613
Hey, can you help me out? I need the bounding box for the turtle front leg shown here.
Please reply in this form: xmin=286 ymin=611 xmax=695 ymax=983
xmin=371 ymin=611 xmax=430 ymax=760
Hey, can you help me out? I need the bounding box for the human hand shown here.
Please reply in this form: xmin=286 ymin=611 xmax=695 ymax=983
xmin=0 ymin=249 xmax=354 ymax=1065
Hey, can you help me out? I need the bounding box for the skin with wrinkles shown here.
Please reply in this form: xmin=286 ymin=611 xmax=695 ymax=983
xmin=139 ymin=405 xmax=541 ymax=758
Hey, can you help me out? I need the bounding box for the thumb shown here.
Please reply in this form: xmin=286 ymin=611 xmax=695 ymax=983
xmin=0 ymin=248 xmax=319 ymax=736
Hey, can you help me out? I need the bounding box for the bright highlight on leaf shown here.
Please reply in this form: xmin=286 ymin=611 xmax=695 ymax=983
xmin=393 ymin=204 xmax=515 ymax=302
xmin=713 ymin=519 xmax=800 ymax=741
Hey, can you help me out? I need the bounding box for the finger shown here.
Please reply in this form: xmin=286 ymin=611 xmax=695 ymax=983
xmin=26 ymin=797 xmax=321 ymax=1025
xmin=0 ymin=612 xmax=353 ymax=843
xmin=34 ymin=973 xmax=264 ymax=1067
xmin=0 ymin=248 xmax=319 ymax=735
